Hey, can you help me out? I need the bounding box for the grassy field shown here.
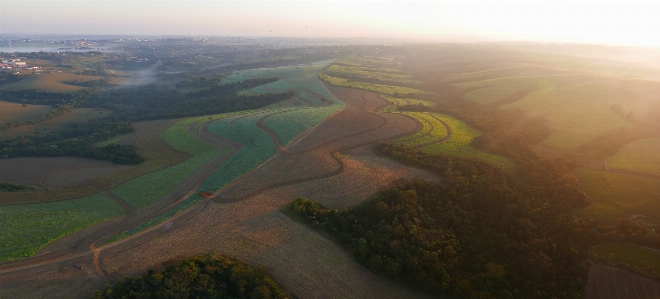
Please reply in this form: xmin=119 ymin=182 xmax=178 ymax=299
xmin=0 ymin=101 xmax=52 ymax=124
xmin=501 ymin=82 xmax=634 ymax=149
xmin=446 ymin=64 xmax=570 ymax=83
xmin=574 ymin=169 xmax=660 ymax=221
xmin=418 ymin=113 xmax=512 ymax=167
xmin=263 ymin=106 xmax=341 ymax=145
xmin=591 ymin=243 xmax=660 ymax=274
xmin=1 ymin=73 xmax=101 ymax=92
xmin=326 ymin=64 xmax=411 ymax=78
xmin=0 ymin=193 xmax=123 ymax=262
xmin=0 ymin=108 xmax=111 ymax=140
xmin=335 ymin=55 xmax=395 ymax=68
xmin=203 ymin=113 xmax=278 ymax=192
xmin=606 ymin=138 xmax=660 ymax=176
xmin=458 ymin=76 xmax=550 ymax=104
xmin=111 ymin=117 xmax=219 ymax=209
xmin=320 ymin=74 xmax=426 ymax=95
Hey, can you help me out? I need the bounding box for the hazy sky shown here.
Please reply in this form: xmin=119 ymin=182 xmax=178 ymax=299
xmin=1 ymin=1 xmax=659 ymax=46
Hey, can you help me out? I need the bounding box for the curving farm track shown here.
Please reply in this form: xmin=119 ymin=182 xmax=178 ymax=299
xmin=0 ymin=82 xmax=432 ymax=299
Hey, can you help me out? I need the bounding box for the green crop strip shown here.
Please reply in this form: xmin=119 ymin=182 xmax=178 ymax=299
xmin=0 ymin=193 xmax=123 ymax=262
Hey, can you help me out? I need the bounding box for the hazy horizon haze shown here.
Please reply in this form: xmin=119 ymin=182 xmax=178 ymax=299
xmin=1 ymin=1 xmax=659 ymax=48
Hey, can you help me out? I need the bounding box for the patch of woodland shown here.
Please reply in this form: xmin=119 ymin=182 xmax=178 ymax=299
xmin=0 ymin=77 xmax=293 ymax=164
xmin=289 ymin=90 xmax=660 ymax=298
xmin=93 ymin=255 xmax=293 ymax=299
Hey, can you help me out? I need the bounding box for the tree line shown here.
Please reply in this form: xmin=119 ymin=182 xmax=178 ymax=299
xmin=0 ymin=76 xmax=293 ymax=164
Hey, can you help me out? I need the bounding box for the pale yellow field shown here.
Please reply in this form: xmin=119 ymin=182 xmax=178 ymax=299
xmin=607 ymin=138 xmax=660 ymax=176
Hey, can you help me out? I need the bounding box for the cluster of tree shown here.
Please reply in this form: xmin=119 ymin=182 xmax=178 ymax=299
xmin=0 ymin=105 xmax=74 ymax=131
xmin=0 ymin=182 xmax=35 ymax=192
xmin=293 ymin=140 xmax=590 ymax=298
xmin=93 ymin=255 xmax=291 ymax=299
xmin=0 ymin=76 xmax=293 ymax=164
xmin=0 ymin=120 xmax=142 ymax=165
xmin=92 ymin=77 xmax=287 ymax=121
xmin=175 ymin=75 xmax=224 ymax=89
xmin=0 ymin=72 xmax=23 ymax=88
xmin=62 ymin=79 xmax=112 ymax=88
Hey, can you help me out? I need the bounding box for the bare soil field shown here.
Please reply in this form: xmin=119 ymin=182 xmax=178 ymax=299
xmin=587 ymin=263 xmax=660 ymax=299
xmin=0 ymin=108 xmax=111 ymax=140
xmin=0 ymin=101 xmax=52 ymax=124
xmin=0 ymin=157 xmax=129 ymax=189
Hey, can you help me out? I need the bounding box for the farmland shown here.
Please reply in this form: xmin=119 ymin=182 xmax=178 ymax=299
xmin=3 ymin=43 xmax=660 ymax=299
xmin=0 ymin=101 xmax=52 ymax=124
xmin=500 ymin=81 xmax=635 ymax=149
xmin=320 ymin=74 xmax=426 ymax=95
xmin=1 ymin=73 xmax=102 ymax=92
xmin=591 ymin=243 xmax=660 ymax=276
xmin=0 ymin=193 xmax=123 ymax=262
xmin=574 ymin=169 xmax=660 ymax=222
xmin=111 ymin=117 xmax=218 ymax=209
xmin=394 ymin=112 xmax=447 ymax=147
xmin=415 ymin=113 xmax=512 ymax=167
xmin=380 ymin=94 xmax=433 ymax=109
xmin=607 ymin=138 xmax=660 ymax=176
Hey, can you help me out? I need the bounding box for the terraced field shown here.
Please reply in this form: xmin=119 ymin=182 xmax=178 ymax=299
xmin=607 ymin=138 xmax=660 ymax=176
xmin=320 ymin=74 xmax=426 ymax=95
xmin=380 ymin=94 xmax=433 ymax=109
xmin=414 ymin=113 xmax=512 ymax=167
xmin=111 ymin=117 xmax=219 ymax=209
xmin=0 ymin=193 xmax=123 ymax=262
xmin=394 ymin=112 xmax=448 ymax=147
xmin=574 ymin=169 xmax=660 ymax=222
xmin=457 ymin=76 xmax=550 ymax=104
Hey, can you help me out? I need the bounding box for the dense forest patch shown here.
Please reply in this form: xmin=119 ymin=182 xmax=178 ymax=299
xmin=93 ymin=255 xmax=292 ymax=299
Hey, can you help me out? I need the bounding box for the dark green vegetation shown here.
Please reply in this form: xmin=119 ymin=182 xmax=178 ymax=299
xmin=0 ymin=183 xmax=34 ymax=192
xmin=290 ymin=142 xmax=660 ymax=299
xmin=0 ymin=120 xmax=142 ymax=164
xmin=0 ymin=76 xmax=291 ymax=164
xmin=93 ymin=255 xmax=291 ymax=299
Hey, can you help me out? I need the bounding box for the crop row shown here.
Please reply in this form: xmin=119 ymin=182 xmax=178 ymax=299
xmin=263 ymin=106 xmax=342 ymax=145
xmin=320 ymin=74 xmax=426 ymax=95
xmin=325 ymin=65 xmax=411 ymax=80
xmin=0 ymin=193 xmax=123 ymax=262
xmin=335 ymin=56 xmax=394 ymax=68
xmin=395 ymin=112 xmax=448 ymax=147
xmin=111 ymin=117 xmax=220 ymax=209
xmin=418 ymin=113 xmax=512 ymax=167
